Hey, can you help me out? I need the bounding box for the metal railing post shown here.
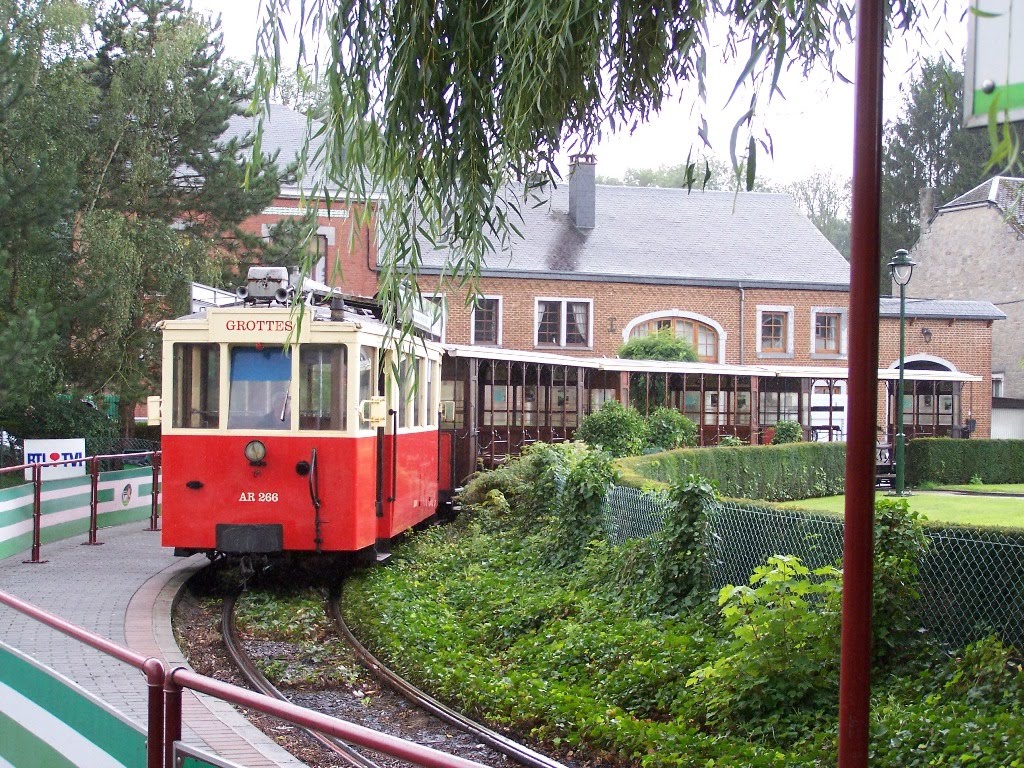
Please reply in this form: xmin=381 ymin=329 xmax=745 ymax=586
xmin=147 ymin=452 xmax=161 ymax=531
xmin=85 ymin=456 xmax=103 ymax=545
xmin=23 ymin=463 xmax=47 ymax=564
xmin=163 ymin=668 xmax=183 ymax=768
xmin=142 ymin=658 xmax=166 ymax=768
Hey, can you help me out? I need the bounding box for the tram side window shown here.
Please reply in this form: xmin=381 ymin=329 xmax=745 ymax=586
xmin=424 ymin=359 xmax=435 ymax=426
xmin=173 ymin=344 xmax=220 ymax=429
xmin=359 ymin=346 xmax=377 ymax=429
xmin=228 ymin=347 xmax=291 ymax=429
xmin=300 ymin=346 xmax=346 ymax=430
xmin=398 ymin=356 xmax=420 ymax=427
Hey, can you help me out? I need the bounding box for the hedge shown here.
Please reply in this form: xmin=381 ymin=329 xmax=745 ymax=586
xmin=617 ymin=442 xmax=847 ymax=501
xmin=906 ymin=438 xmax=1024 ymax=486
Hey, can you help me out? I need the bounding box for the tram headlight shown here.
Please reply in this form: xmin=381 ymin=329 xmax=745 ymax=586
xmin=244 ymin=440 xmax=267 ymax=466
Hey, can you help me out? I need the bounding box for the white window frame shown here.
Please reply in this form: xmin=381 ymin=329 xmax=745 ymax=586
xmin=470 ymin=295 xmax=502 ymax=346
xmin=260 ymin=224 xmax=335 ymax=283
xmin=534 ymin=297 xmax=594 ymax=349
xmin=756 ymin=305 xmax=795 ymax=358
xmin=621 ymin=309 xmax=727 ymax=364
xmin=810 ymin=306 xmax=848 ymax=358
xmin=992 ymin=372 xmax=1004 ymax=399
xmin=424 ymin=292 xmax=448 ymax=343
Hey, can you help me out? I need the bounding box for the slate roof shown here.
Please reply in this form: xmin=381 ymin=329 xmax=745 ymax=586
xmin=222 ymin=108 xmax=849 ymax=289
xmin=416 ymin=184 xmax=851 ymax=289
xmin=220 ymin=103 xmax=340 ymax=194
xmin=878 ymin=297 xmax=1005 ymax=321
xmin=938 ymin=176 xmax=1024 ymax=232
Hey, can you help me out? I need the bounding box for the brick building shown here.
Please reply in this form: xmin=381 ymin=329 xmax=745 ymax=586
xmin=909 ymin=177 xmax=1023 ymax=399
xmin=226 ymin=110 xmax=1001 ymax=440
xmin=221 ymin=104 xmax=380 ymax=298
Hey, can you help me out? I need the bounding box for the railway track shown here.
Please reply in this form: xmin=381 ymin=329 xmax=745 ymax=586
xmin=221 ymin=590 xmax=383 ymax=768
xmin=327 ymin=596 xmax=568 ymax=768
xmin=219 ymin=585 xmax=570 ymax=768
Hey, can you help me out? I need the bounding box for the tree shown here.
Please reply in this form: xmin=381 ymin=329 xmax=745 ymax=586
xmin=254 ymin=0 xmax=917 ymax=326
xmin=64 ymin=0 xmax=281 ymax=432
xmin=597 ymin=157 xmax=768 ymax=191
xmin=786 ymin=169 xmax=851 ymax=259
xmin=618 ymin=330 xmax=697 ymax=413
xmin=880 ymin=59 xmax=994 ymax=292
xmin=1 ymin=1 xmax=285 ymax=433
xmin=0 ymin=0 xmax=96 ymax=409
xmin=618 ymin=330 xmax=698 ymax=362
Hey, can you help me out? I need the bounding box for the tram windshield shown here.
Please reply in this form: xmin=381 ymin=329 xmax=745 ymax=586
xmin=299 ymin=345 xmax=346 ymax=430
xmin=173 ymin=343 xmax=219 ymax=429
xmin=228 ymin=347 xmax=291 ymax=429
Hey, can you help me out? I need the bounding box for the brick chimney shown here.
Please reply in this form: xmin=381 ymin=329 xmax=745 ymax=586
xmin=568 ymin=154 xmax=596 ymax=230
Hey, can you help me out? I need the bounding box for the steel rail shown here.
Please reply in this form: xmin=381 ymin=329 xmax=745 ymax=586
xmin=220 ymin=591 xmax=383 ymax=768
xmin=328 ymin=597 xmax=569 ymax=768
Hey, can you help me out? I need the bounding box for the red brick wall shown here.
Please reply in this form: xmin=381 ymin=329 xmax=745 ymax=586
xmin=238 ymin=196 xmax=379 ymax=297
xmin=419 ymin=276 xmax=853 ymax=365
xmin=878 ymin=316 xmax=993 ymax=438
xmin=417 ymin=275 xmax=994 ymax=437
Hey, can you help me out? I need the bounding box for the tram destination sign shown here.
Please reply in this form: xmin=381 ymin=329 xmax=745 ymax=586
xmin=965 ymin=0 xmax=1024 ymax=126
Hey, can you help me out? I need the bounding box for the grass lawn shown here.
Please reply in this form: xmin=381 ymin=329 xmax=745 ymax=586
xmin=935 ymin=483 xmax=1024 ymax=495
xmin=777 ymin=491 xmax=1024 ymax=529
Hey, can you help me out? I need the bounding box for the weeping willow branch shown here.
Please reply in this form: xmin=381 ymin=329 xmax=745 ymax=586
xmin=250 ymin=0 xmax=919 ymax=335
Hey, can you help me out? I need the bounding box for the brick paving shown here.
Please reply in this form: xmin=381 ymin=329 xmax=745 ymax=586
xmin=0 ymin=522 xmax=304 ymax=767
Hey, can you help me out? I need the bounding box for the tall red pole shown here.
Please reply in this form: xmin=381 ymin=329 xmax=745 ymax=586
xmin=839 ymin=0 xmax=885 ymax=765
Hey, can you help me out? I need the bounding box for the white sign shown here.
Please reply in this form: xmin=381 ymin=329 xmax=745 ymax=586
xmin=24 ymin=438 xmax=87 ymax=481
xmin=965 ymin=0 xmax=1024 ymax=126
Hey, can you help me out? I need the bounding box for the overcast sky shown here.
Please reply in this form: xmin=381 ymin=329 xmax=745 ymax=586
xmin=197 ymin=1 xmax=971 ymax=185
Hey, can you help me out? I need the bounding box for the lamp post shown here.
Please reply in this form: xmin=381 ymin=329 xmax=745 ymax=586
xmin=889 ymin=249 xmax=916 ymax=496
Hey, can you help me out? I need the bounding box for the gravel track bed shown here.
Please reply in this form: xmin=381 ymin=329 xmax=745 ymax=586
xmin=173 ymin=578 xmax=555 ymax=768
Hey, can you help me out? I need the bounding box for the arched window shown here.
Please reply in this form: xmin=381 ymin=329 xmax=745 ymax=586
xmin=627 ymin=314 xmax=722 ymax=363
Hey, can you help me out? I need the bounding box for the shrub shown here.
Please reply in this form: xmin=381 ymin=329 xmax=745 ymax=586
xmin=687 ymin=555 xmax=842 ymax=729
xmin=716 ymin=434 xmax=745 ymax=447
xmin=459 ymin=441 xmax=588 ymax=526
xmin=575 ymin=401 xmax=647 ymax=458
xmin=770 ymin=420 xmax=803 ymax=444
xmin=907 ymin=438 xmax=1024 ymax=485
xmin=645 ymin=407 xmax=697 ymax=451
xmin=872 ymin=496 xmax=929 ymax=665
xmin=459 ymin=457 xmax=532 ymax=512
xmin=650 ymin=475 xmax=717 ymax=614
xmin=617 ymin=332 xmax=697 ymax=415
xmin=549 ymin=448 xmax=618 ymax=568
xmin=0 ymin=396 xmax=118 ymax=451
xmin=618 ymin=441 xmax=846 ymax=501
xmin=617 ymin=330 xmax=698 ymax=362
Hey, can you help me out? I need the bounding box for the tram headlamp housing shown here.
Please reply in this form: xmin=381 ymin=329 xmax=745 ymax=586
xmin=244 ymin=440 xmax=267 ymax=466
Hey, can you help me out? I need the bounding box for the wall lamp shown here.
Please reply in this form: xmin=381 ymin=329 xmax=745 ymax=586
xmin=921 ymin=327 xmax=933 ymax=343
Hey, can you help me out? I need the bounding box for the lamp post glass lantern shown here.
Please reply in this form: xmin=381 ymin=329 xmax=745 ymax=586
xmin=889 ymin=249 xmax=916 ymax=496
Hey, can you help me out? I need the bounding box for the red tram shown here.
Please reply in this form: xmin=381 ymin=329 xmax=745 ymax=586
xmin=155 ymin=268 xmax=444 ymax=559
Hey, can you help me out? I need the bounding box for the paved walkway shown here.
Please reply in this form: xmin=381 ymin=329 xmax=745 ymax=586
xmin=0 ymin=522 xmax=304 ymax=767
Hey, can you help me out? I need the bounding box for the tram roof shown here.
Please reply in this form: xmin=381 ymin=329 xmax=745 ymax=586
xmin=442 ymin=345 xmax=983 ymax=382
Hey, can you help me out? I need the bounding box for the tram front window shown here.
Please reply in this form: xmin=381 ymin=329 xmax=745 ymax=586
xmin=228 ymin=347 xmax=292 ymax=429
xmin=173 ymin=343 xmax=219 ymax=429
xmin=299 ymin=345 xmax=346 ymax=430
